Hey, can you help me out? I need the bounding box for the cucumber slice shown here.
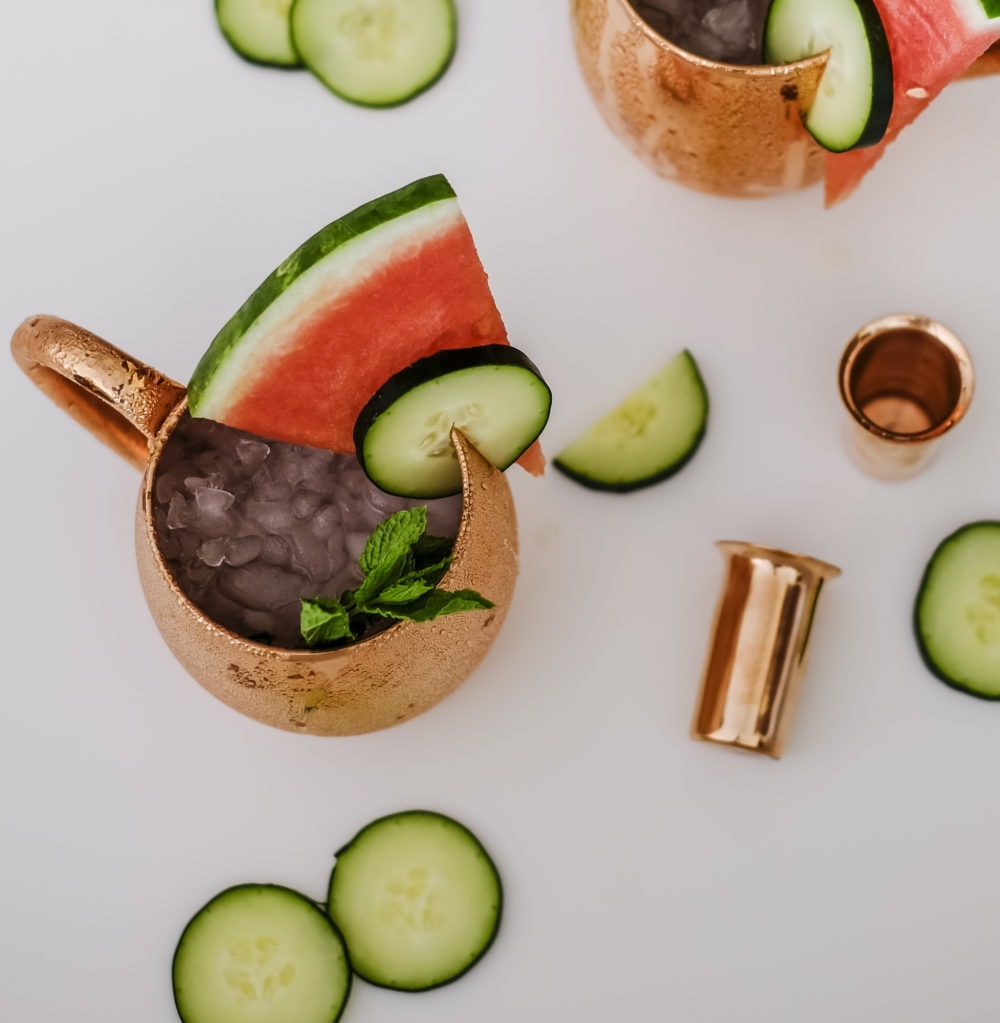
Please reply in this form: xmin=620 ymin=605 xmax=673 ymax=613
xmin=354 ymin=344 xmax=552 ymax=499
xmin=327 ymin=810 xmax=502 ymax=991
xmin=290 ymin=0 xmax=457 ymax=107
xmin=762 ymin=0 xmax=893 ymax=152
xmin=553 ymin=349 xmax=708 ymax=492
xmin=914 ymin=521 xmax=1000 ymax=700
xmin=216 ymin=0 xmax=301 ymax=68
xmin=172 ymin=884 xmax=352 ymax=1023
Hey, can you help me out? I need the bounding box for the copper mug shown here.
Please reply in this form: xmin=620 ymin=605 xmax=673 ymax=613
xmin=570 ymin=0 xmax=1000 ymax=198
xmin=10 ymin=315 xmax=519 ymax=736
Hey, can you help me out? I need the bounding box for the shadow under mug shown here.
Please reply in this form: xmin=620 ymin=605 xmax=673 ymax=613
xmin=10 ymin=315 xmax=519 ymax=736
xmin=570 ymin=0 xmax=1000 ymax=198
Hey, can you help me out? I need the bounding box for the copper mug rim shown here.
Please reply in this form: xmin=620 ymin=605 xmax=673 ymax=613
xmin=837 ymin=313 xmax=975 ymax=446
xmin=617 ymin=0 xmax=830 ymax=74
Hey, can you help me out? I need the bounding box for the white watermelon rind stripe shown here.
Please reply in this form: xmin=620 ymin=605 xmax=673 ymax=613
xmin=955 ymin=0 xmax=1000 ymax=26
xmin=188 ymin=174 xmax=461 ymax=420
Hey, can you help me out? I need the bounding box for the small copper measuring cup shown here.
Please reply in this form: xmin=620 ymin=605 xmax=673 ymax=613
xmin=691 ymin=541 xmax=841 ymax=758
xmin=838 ymin=314 xmax=974 ymax=480
xmin=10 ymin=315 xmax=519 ymax=736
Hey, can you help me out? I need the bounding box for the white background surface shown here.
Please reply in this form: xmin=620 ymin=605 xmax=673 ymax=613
xmin=4 ymin=3 xmax=1000 ymax=1021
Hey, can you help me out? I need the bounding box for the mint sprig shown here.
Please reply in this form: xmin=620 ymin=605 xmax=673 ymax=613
xmin=300 ymin=506 xmax=493 ymax=648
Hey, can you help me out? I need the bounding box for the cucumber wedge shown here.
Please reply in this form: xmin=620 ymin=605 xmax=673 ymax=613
xmin=354 ymin=344 xmax=552 ymax=498
xmin=763 ymin=0 xmax=893 ymax=152
xmin=290 ymin=0 xmax=457 ymax=107
xmin=553 ymin=349 xmax=708 ymax=492
xmin=172 ymin=884 xmax=352 ymax=1023
xmin=914 ymin=521 xmax=1000 ymax=700
xmin=216 ymin=0 xmax=301 ymax=68
xmin=327 ymin=810 xmax=502 ymax=991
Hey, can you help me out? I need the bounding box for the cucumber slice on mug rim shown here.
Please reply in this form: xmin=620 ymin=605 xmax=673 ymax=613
xmin=290 ymin=0 xmax=458 ymax=107
xmin=553 ymin=349 xmax=709 ymax=493
xmin=914 ymin=521 xmax=1000 ymax=700
xmin=354 ymin=344 xmax=552 ymax=499
xmin=215 ymin=0 xmax=302 ymax=68
xmin=172 ymin=884 xmax=352 ymax=1023
xmin=327 ymin=810 xmax=503 ymax=991
xmin=763 ymin=0 xmax=893 ymax=152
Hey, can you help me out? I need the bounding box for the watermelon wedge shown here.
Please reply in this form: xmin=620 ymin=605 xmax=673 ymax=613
xmin=824 ymin=0 xmax=1000 ymax=204
xmin=188 ymin=174 xmax=544 ymax=475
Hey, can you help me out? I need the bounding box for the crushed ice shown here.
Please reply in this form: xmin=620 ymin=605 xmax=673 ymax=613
xmin=631 ymin=0 xmax=771 ymax=64
xmin=152 ymin=415 xmax=463 ymax=648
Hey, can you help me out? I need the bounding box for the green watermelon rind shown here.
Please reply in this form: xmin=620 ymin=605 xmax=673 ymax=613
xmin=980 ymin=0 xmax=999 ymax=19
xmin=187 ymin=174 xmax=457 ymax=416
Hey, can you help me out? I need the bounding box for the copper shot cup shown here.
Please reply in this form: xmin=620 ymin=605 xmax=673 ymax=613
xmin=569 ymin=0 xmax=1000 ymax=198
xmin=10 ymin=315 xmax=519 ymax=736
xmin=691 ymin=541 xmax=841 ymax=758
xmin=837 ymin=314 xmax=974 ymax=481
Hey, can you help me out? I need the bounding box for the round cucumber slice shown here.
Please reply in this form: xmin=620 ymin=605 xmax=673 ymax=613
xmin=763 ymin=0 xmax=893 ymax=152
xmin=914 ymin=521 xmax=1000 ymax=700
xmin=290 ymin=0 xmax=457 ymax=107
xmin=172 ymin=884 xmax=352 ymax=1023
xmin=354 ymin=344 xmax=552 ymax=499
xmin=327 ymin=810 xmax=502 ymax=991
xmin=216 ymin=0 xmax=302 ymax=68
xmin=553 ymin=349 xmax=708 ymax=492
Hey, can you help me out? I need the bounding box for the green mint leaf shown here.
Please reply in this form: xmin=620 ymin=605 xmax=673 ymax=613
xmin=405 ymin=555 xmax=452 ymax=587
xmin=412 ymin=533 xmax=454 ymax=568
xmin=359 ymin=506 xmax=427 ymax=576
xmin=373 ymin=578 xmax=436 ymax=605
xmin=300 ymin=597 xmax=355 ymax=647
xmin=367 ymin=588 xmax=494 ymax=623
xmin=355 ymin=506 xmax=429 ymax=604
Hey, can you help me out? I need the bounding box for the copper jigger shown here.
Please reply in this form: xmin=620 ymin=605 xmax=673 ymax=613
xmin=838 ymin=314 xmax=974 ymax=480
xmin=691 ymin=541 xmax=841 ymax=758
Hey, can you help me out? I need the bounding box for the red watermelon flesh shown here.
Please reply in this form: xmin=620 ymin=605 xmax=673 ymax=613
xmin=188 ymin=175 xmax=545 ymax=475
xmin=825 ymin=0 xmax=1000 ymax=205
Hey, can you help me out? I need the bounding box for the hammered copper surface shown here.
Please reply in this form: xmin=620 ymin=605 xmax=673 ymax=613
xmin=692 ymin=542 xmax=841 ymax=758
xmin=570 ymin=2 xmax=1000 ymax=198
xmin=11 ymin=315 xmax=185 ymax=469
xmin=838 ymin=314 xmax=974 ymax=481
xmin=12 ymin=315 xmax=519 ymax=736
xmin=570 ymin=0 xmax=828 ymax=197
xmin=138 ymin=417 xmax=518 ymax=735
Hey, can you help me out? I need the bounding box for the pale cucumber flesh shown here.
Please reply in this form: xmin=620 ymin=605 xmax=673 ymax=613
xmin=554 ymin=349 xmax=708 ymax=492
xmin=172 ymin=885 xmax=352 ymax=1023
xmin=915 ymin=522 xmax=1000 ymax=699
xmin=216 ymin=0 xmax=301 ymax=67
xmin=290 ymin=0 xmax=457 ymax=106
xmin=327 ymin=811 xmax=502 ymax=991
xmin=763 ymin=0 xmax=892 ymax=151
xmin=355 ymin=346 xmax=551 ymax=498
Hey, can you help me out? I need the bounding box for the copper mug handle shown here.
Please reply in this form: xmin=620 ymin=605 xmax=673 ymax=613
xmin=10 ymin=314 xmax=186 ymax=471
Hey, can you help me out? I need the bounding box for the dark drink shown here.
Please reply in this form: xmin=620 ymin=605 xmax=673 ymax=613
xmin=152 ymin=415 xmax=462 ymax=648
xmin=630 ymin=0 xmax=772 ymax=63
